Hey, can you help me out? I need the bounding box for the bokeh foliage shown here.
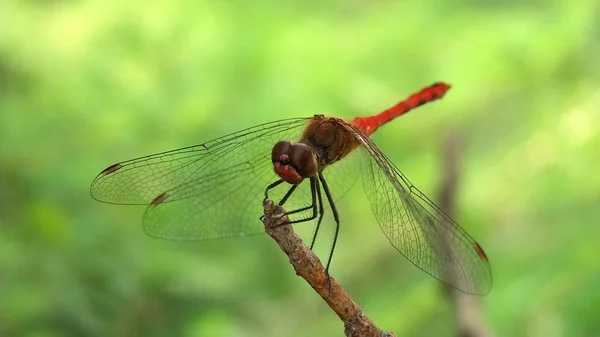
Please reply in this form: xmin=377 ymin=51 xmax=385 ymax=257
xmin=1 ymin=0 xmax=599 ymax=336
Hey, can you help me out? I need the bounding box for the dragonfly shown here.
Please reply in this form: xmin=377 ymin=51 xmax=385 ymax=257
xmin=91 ymin=83 xmax=492 ymax=295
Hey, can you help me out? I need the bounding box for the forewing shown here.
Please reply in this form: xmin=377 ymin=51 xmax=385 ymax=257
xmin=90 ymin=118 xmax=310 ymax=205
xmin=91 ymin=117 xmax=311 ymax=241
xmin=343 ymin=123 xmax=492 ymax=295
xmin=142 ymin=157 xmax=275 ymax=240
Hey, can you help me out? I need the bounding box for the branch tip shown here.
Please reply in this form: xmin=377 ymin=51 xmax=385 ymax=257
xmin=262 ymin=199 xmax=396 ymax=337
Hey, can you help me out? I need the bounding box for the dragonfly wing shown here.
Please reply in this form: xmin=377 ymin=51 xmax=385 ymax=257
xmin=344 ymin=123 xmax=493 ymax=294
xmin=91 ymin=118 xmax=311 ymax=241
xmin=142 ymin=157 xmax=276 ymax=240
xmin=90 ymin=118 xmax=310 ymax=205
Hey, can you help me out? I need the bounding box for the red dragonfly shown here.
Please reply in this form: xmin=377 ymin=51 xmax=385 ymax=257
xmin=91 ymin=83 xmax=492 ymax=295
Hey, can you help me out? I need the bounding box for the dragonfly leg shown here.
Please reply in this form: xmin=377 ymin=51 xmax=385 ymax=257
xmin=278 ymin=183 xmax=298 ymax=206
xmin=264 ymin=178 xmax=285 ymax=201
xmin=318 ymin=172 xmax=339 ymax=295
xmin=271 ymin=177 xmax=319 ymax=227
xmin=260 ymin=179 xmax=286 ymax=222
xmin=309 ymin=179 xmax=325 ymax=250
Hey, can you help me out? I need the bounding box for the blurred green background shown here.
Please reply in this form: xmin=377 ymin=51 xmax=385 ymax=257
xmin=1 ymin=0 xmax=599 ymax=336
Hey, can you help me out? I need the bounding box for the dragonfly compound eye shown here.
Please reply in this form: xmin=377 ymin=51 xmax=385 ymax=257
xmin=272 ymin=140 xmax=303 ymax=184
xmin=272 ymin=140 xmax=292 ymax=164
xmin=289 ymin=143 xmax=318 ymax=178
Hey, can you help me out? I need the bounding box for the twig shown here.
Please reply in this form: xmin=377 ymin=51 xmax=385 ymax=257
xmin=262 ymin=200 xmax=397 ymax=337
xmin=439 ymin=132 xmax=495 ymax=337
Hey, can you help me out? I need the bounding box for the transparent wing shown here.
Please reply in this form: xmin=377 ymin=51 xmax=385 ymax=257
xmin=142 ymin=157 xmax=276 ymax=240
xmin=90 ymin=117 xmax=310 ymax=205
xmin=343 ymin=123 xmax=493 ymax=295
xmin=91 ymin=117 xmax=313 ymax=240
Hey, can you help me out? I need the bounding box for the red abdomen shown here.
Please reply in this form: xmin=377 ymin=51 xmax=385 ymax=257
xmin=351 ymin=82 xmax=451 ymax=136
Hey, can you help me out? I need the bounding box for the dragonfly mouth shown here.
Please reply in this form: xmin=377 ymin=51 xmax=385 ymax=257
xmin=274 ymin=159 xmax=303 ymax=184
xmin=272 ymin=140 xmax=318 ymax=184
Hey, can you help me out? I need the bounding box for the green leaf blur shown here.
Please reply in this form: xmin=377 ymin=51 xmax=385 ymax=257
xmin=1 ymin=0 xmax=598 ymax=336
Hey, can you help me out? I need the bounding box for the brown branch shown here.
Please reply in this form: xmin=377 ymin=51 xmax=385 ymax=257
xmin=262 ymin=200 xmax=396 ymax=337
xmin=439 ymin=132 xmax=495 ymax=337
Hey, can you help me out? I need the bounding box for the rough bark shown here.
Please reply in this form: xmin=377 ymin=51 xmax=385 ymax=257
xmin=262 ymin=200 xmax=396 ymax=337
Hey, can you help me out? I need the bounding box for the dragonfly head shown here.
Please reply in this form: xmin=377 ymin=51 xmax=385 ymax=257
xmin=272 ymin=140 xmax=318 ymax=184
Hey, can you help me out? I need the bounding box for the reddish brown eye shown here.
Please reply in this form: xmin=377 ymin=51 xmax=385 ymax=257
xmin=271 ymin=141 xmax=317 ymax=183
xmin=272 ymin=140 xmax=291 ymax=164
xmin=272 ymin=140 xmax=304 ymax=184
xmin=290 ymin=143 xmax=318 ymax=178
